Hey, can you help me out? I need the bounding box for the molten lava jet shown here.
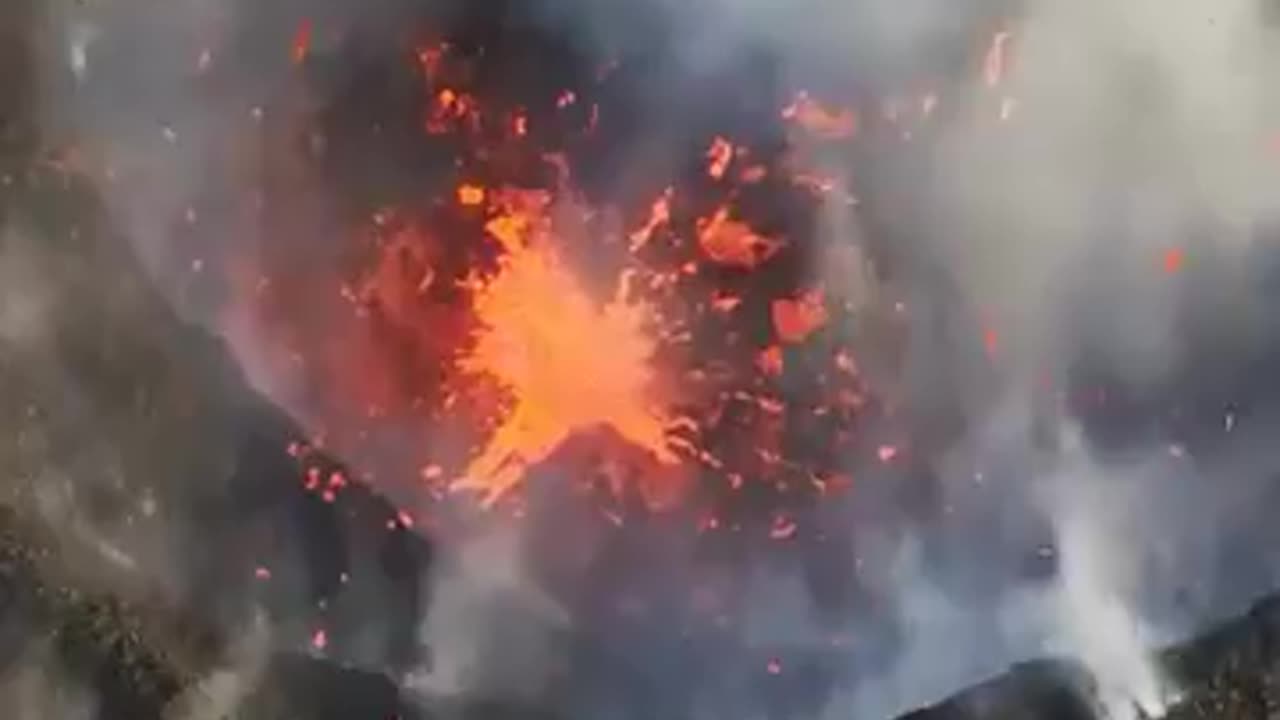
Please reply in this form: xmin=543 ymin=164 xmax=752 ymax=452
xmin=452 ymin=189 xmax=678 ymax=506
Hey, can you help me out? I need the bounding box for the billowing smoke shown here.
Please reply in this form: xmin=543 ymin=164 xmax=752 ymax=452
xmin=813 ymin=0 xmax=1280 ymax=714
xmin=166 ymin=612 xmax=272 ymax=720
xmin=407 ymin=525 xmax=569 ymax=703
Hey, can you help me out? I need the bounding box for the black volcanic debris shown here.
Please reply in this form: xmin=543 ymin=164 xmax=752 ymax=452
xmin=0 ymin=495 xmax=426 ymax=718
xmin=897 ymin=660 xmax=1103 ymax=720
xmin=0 ymin=507 xmax=188 ymax=718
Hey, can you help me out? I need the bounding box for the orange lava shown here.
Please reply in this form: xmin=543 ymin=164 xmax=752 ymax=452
xmin=983 ymin=31 xmax=1013 ymax=88
xmin=457 ymin=184 xmax=486 ymax=206
xmin=769 ymin=514 xmax=798 ymax=540
xmin=292 ymin=20 xmax=313 ymax=65
xmin=512 ymin=110 xmax=529 ymax=137
xmin=453 ymin=190 xmax=678 ymax=506
xmin=697 ymin=206 xmax=783 ymax=269
xmin=427 ymin=88 xmax=478 ymax=134
xmin=772 ymin=290 xmax=829 ymax=343
xmin=229 ymin=38 xmax=889 ymax=522
xmin=416 ymin=44 xmax=447 ymax=80
xmin=706 ymin=136 xmax=734 ymax=179
xmin=783 ymin=92 xmax=858 ymax=140
xmin=983 ymin=328 xmax=1000 ymax=358
xmin=757 ymin=346 xmax=784 ymax=377
xmin=629 ymin=188 xmax=672 ymax=252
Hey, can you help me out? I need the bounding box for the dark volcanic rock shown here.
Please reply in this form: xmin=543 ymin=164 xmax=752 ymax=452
xmin=896 ymin=659 xmax=1102 ymax=720
xmin=0 ymin=158 xmax=433 ymax=656
xmin=0 ymin=506 xmax=193 ymax=718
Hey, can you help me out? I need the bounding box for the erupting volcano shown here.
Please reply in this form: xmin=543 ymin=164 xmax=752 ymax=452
xmin=231 ymin=28 xmax=888 ymax=536
xmin=12 ymin=0 xmax=1280 ymax=718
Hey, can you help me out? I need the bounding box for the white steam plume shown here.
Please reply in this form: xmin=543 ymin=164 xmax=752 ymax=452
xmin=406 ymin=524 xmax=570 ymax=705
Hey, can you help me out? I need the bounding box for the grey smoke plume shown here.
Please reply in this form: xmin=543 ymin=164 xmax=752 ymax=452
xmin=629 ymin=0 xmax=1280 ymax=715
xmin=1043 ymin=438 xmax=1169 ymax=719
xmin=803 ymin=0 xmax=1280 ymax=714
xmin=927 ymin=0 xmax=1280 ymax=375
xmin=166 ymin=613 xmax=272 ymax=720
xmin=0 ymin=643 xmax=98 ymax=720
xmin=407 ymin=524 xmax=570 ymax=703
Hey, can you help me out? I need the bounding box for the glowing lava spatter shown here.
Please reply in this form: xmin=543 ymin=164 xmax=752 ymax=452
xmin=233 ymin=36 xmax=888 ymax=526
xmin=453 ymin=190 xmax=678 ymax=506
xmin=783 ymin=92 xmax=858 ymax=140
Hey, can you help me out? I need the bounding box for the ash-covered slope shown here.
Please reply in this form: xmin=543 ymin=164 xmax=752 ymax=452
xmin=1156 ymin=597 xmax=1280 ymax=720
xmin=0 ymin=117 xmax=433 ymax=718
